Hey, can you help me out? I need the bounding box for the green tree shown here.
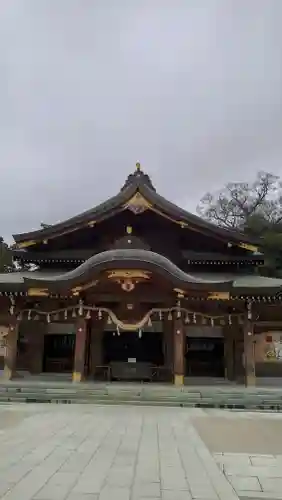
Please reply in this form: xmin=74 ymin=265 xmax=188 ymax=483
xmin=197 ymin=172 xmax=282 ymax=276
xmin=0 ymin=237 xmax=13 ymax=273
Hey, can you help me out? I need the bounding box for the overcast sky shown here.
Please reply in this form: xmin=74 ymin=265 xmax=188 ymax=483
xmin=1 ymin=0 xmax=282 ymax=241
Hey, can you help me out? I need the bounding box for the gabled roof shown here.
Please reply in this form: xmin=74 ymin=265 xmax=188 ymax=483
xmin=22 ymin=249 xmax=233 ymax=291
xmin=13 ymin=164 xmax=259 ymax=249
xmin=0 ymin=249 xmax=281 ymax=295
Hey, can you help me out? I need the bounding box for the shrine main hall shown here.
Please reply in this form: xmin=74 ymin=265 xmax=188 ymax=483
xmin=1 ymin=164 xmax=282 ymax=386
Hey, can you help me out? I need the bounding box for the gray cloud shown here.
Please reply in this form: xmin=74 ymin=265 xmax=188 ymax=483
xmin=0 ymin=0 xmax=281 ymax=241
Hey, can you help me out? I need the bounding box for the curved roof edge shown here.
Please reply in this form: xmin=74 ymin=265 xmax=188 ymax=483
xmin=23 ymin=248 xmax=234 ymax=291
xmin=13 ymin=166 xmax=259 ymax=246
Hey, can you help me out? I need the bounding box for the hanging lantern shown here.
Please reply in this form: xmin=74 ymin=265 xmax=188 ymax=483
xmin=113 ymin=331 xmax=115 ymax=336
xmin=184 ymin=314 xmax=190 ymax=324
xmin=211 ymin=318 xmax=214 ymax=327
xmin=168 ymin=311 xmax=172 ymax=321
xmin=47 ymin=314 xmax=51 ymax=323
xmin=193 ymin=313 xmax=196 ymax=324
xmin=177 ymin=309 xmax=181 ymax=319
xmin=138 ymin=329 xmax=142 ymax=338
xmin=159 ymin=311 xmax=163 ymax=320
xmin=72 ymin=309 xmax=76 ymax=318
xmin=64 ymin=309 xmax=68 ymax=320
xmin=86 ymin=309 xmax=91 ymax=319
xmin=28 ymin=310 xmax=32 ymax=321
xmin=107 ymin=315 xmax=112 ymax=325
xmin=117 ymin=326 xmax=120 ymax=336
xmin=228 ymin=315 xmax=232 ymax=325
xmin=78 ymin=300 xmax=83 ymax=316
xmin=98 ymin=309 xmax=102 ymax=320
xmin=17 ymin=312 xmax=22 ymax=321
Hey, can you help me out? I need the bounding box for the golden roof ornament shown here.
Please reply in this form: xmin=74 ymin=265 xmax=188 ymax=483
xmin=136 ymin=162 xmax=141 ymax=171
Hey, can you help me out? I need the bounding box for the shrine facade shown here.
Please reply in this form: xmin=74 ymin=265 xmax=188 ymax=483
xmin=1 ymin=164 xmax=282 ymax=386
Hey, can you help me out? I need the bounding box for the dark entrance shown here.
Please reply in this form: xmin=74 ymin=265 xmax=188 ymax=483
xmin=43 ymin=334 xmax=75 ymax=373
xmin=102 ymin=330 xmax=164 ymax=381
xmin=103 ymin=331 xmax=164 ymax=365
xmin=185 ymin=337 xmax=224 ymax=377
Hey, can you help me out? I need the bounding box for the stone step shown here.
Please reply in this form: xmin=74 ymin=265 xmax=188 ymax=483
xmin=2 ymin=381 xmax=282 ymax=410
xmin=1 ymin=388 xmax=282 ymax=410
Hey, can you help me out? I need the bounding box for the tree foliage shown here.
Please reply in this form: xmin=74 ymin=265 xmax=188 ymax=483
xmin=0 ymin=237 xmax=13 ymax=273
xmin=197 ymin=172 xmax=282 ymax=276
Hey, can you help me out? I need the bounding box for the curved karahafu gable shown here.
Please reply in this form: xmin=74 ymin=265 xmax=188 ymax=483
xmin=13 ymin=164 xmax=259 ymax=250
xmin=22 ymin=248 xmax=234 ymax=291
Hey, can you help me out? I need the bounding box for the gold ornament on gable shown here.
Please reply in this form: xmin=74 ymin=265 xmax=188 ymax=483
xmin=27 ymin=288 xmax=49 ymax=297
xmin=124 ymin=192 xmax=151 ymax=215
xmin=107 ymin=269 xmax=151 ymax=292
xmin=71 ymin=280 xmax=99 ymax=295
xmin=238 ymin=242 xmax=259 ymax=253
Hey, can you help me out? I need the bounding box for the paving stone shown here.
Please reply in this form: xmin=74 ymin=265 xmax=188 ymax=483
xmin=250 ymin=457 xmax=279 ymax=467
xmin=98 ymin=485 xmax=131 ymax=500
xmin=161 ymin=491 xmax=192 ymax=500
xmin=238 ymin=492 xmax=282 ymax=499
xmin=132 ymin=498 xmax=160 ymax=500
xmin=0 ymin=481 xmax=13 ymax=497
xmin=106 ymin=466 xmax=134 ymax=487
xmin=132 ymin=481 xmax=161 ymax=497
xmin=228 ymin=475 xmax=262 ymax=492
xmin=33 ymin=471 xmax=79 ymax=499
xmin=259 ymin=476 xmax=282 ymax=492
xmin=218 ymin=455 xmax=252 ymax=466
xmin=66 ymin=494 xmax=99 ymax=500
xmin=59 ymin=452 xmax=93 ymax=473
xmin=3 ymin=462 xmax=34 ymax=483
xmin=224 ymin=464 xmax=282 ymax=478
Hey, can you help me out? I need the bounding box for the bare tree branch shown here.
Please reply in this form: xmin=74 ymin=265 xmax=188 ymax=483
xmin=197 ymin=171 xmax=282 ymax=231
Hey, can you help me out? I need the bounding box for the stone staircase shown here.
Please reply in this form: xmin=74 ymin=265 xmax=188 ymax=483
xmin=1 ymin=380 xmax=282 ymax=410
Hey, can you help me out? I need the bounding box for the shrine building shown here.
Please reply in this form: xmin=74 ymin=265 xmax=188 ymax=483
xmin=1 ymin=163 xmax=282 ymax=386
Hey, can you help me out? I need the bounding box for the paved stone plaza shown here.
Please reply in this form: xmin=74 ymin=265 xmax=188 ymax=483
xmin=1 ymin=405 xmax=282 ymax=499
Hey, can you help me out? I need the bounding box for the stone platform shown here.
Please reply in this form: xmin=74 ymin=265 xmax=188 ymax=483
xmin=3 ymin=404 xmax=282 ymax=499
xmin=0 ymin=404 xmax=239 ymax=500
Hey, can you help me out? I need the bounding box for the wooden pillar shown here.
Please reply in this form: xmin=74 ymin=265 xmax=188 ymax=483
xmin=90 ymin=319 xmax=103 ymax=378
xmin=223 ymin=326 xmax=235 ymax=381
xmin=3 ymin=320 xmax=19 ymax=380
xmin=243 ymin=302 xmax=256 ymax=387
xmin=173 ymin=314 xmax=185 ymax=386
xmin=163 ymin=316 xmax=173 ymax=370
xmin=72 ymin=318 xmax=87 ymax=382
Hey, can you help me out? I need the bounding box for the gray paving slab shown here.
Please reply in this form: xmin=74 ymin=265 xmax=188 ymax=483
xmin=0 ymin=404 xmax=238 ymax=500
xmin=228 ymin=475 xmax=261 ymax=492
xmin=239 ymin=494 xmax=282 ymax=499
xmin=212 ymin=451 xmax=282 ymax=499
xmin=259 ymin=476 xmax=282 ymax=493
xmin=66 ymin=495 xmax=98 ymax=500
